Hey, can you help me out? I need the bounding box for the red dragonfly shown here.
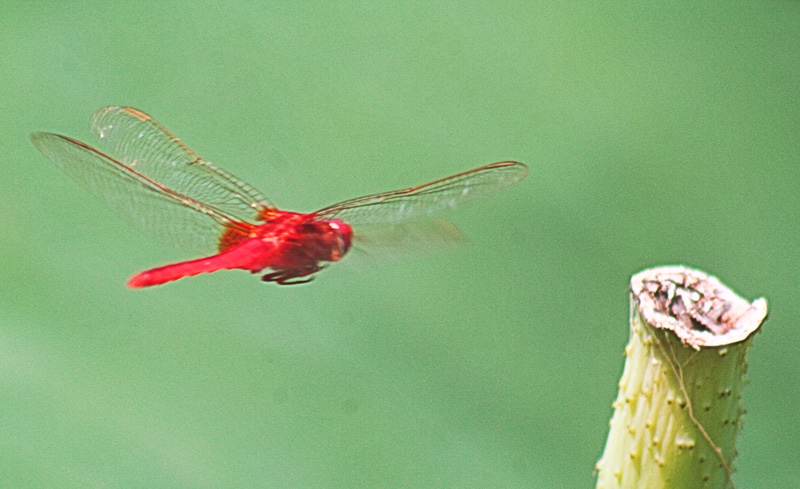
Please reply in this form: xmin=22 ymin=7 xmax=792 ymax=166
xmin=31 ymin=107 xmax=528 ymax=288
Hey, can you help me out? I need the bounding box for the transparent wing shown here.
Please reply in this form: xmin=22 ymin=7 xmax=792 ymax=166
xmin=351 ymin=219 xmax=466 ymax=259
xmin=90 ymin=106 xmax=274 ymax=222
xmin=31 ymin=132 xmax=251 ymax=253
xmin=335 ymin=220 xmax=466 ymax=273
xmin=315 ymin=161 xmax=528 ymax=225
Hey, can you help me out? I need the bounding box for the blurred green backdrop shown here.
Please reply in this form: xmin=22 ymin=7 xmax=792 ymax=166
xmin=1 ymin=2 xmax=798 ymax=488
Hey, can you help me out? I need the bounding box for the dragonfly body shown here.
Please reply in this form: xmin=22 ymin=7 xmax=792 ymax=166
xmin=128 ymin=213 xmax=352 ymax=287
xmin=31 ymin=107 xmax=527 ymax=288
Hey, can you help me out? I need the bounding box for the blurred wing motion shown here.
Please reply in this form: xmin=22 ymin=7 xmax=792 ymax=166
xmin=30 ymin=106 xmax=273 ymax=253
xmin=344 ymin=219 xmax=467 ymax=265
xmin=315 ymin=161 xmax=528 ymax=226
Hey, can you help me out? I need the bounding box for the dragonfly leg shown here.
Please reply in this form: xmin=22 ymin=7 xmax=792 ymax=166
xmin=277 ymin=275 xmax=316 ymax=285
xmin=261 ymin=265 xmax=324 ymax=285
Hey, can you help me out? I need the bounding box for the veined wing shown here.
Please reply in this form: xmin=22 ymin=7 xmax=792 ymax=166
xmin=90 ymin=106 xmax=274 ymax=222
xmin=315 ymin=161 xmax=528 ymax=225
xmin=31 ymin=132 xmax=252 ymax=253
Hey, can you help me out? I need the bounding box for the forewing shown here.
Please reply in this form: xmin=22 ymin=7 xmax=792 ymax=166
xmin=31 ymin=132 xmax=248 ymax=253
xmin=315 ymin=161 xmax=528 ymax=225
xmin=90 ymin=106 xmax=273 ymax=222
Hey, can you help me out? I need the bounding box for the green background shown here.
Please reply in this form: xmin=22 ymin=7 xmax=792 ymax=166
xmin=1 ymin=2 xmax=798 ymax=488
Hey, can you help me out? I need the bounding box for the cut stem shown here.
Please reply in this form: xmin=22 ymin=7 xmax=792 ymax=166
xmin=595 ymin=266 xmax=767 ymax=489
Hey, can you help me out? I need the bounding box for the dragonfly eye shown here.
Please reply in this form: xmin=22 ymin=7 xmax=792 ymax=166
xmin=331 ymin=221 xmax=352 ymax=260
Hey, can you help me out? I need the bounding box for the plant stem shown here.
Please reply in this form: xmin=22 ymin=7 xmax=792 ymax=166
xmin=595 ymin=266 xmax=767 ymax=489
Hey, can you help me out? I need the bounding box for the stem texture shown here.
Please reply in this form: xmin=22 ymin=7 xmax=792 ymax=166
xmin=595 ymin=266 xmax=767 ymax=489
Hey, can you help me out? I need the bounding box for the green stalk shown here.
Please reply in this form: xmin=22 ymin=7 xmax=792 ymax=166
xmin=595 ymin=266 xmax=767 ymax=489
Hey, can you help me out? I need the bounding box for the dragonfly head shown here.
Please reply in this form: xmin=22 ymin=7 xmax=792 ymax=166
xmin=302 ymin=218 xmax=353 ymax=262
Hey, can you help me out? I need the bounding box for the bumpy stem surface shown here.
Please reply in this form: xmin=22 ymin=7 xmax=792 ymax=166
xmin=595 ymin=266 xmax=767 ymax=489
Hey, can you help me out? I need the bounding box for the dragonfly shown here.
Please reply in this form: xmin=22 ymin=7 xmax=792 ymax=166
xmin=30 ymin=107 xmax=528 ymax=288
